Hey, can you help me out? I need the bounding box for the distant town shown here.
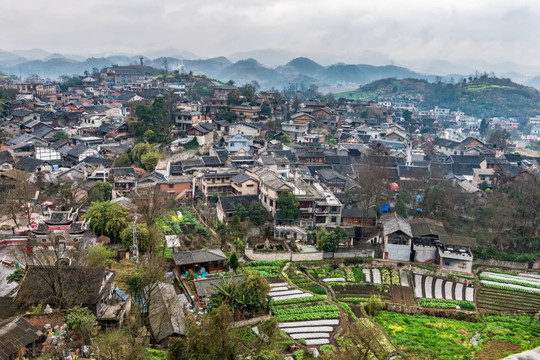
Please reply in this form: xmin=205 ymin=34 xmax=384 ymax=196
xmin=0 ymin=62 xmax=540 ymax=360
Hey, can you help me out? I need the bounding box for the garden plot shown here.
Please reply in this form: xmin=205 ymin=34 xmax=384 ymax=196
xmin=322 ymin=277 xmax=345 ymax=282
xmin=268 ymin=284 xmax=314 ymax=301
xmin=372 ymin=268 xmax=382 ymax=284
xmin=414 ymin=274 xmax=423 ymax=298
xmin=477 ymin=287 xmax=540 ymax=312
xmin=363 ymin=269 xmax=371 ymax=283
xmin=399 ymin=270 xmax=409 ymax=287
xmin=434 ymin=279 xmax=444 ymax=299
xmin=278 ymin=320 xmax=338 ymax=346
xmin=480 ymin=280 xmax=540 ymax=294
xmin=424 ymin=276 xmax=433 ymax=298
xmin=413 ymin=274 xmax=475 ymax=302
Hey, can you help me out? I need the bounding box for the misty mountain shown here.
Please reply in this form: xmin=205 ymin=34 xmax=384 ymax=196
xmin=12 ymin=48 xmax=51 ymax=60
xmin=144 ymin=48 xmax=199 ymax=60
xmin=276 ymin=57 xmax=325 ymax=78
xmin=182 ymin=57 xmax=233 ymax=78
xmin=227 ymin=49 xmax=295 ymax=68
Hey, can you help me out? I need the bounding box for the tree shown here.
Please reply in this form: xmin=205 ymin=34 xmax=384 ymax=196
xmin=229 ymin=252 xmax=239 ymax=273
xmin=248 ymin=201 xmax=269 ymax=226
xmin=140 ymin=150 xmax=161 ymax=171
xmin=64 ymin=306 xmax=96 ymax=344
xmin=84 ymin=201 xmax=130 ymax=241
xmin=53 ymin=130 xmax=69 ymax=141
xmin=126 ymin=254 xmax=166 ymax=345
xmin=365 ymin=294 xmax=384 ymax=316
xmin=130 ymin=186 xmax=174 ymax=226
xmin=395 ymin=200 xmax=407 ymax=219
xmin=488 ymin=129 xmax=511 ymax=151
xmin=402 ymin=109 xmax=412 ymax=121
xmin=277 ymin=191 xmax=300 ymax=220
xmin=479 ymin=118 xmax=489 ymax=137
xmin=86 ymin=244 xmax=115 ymax=267
xmin=87 ymin=180 xmax=112 ymax=203
xmin=279 ymin=133 xmax=293 ymax=144
xmin=169 ymin=305 xmax=240 ymax=360
xmin=96 ymin=330 xmax=131 ymax=360
xmin=121 ymin=223 xmax=163 ymax=255
xmin=143 ymin=129 xmax=158 ymax=143
xmin=318 ymin=227 xmax=349 ymax=252
xmin=114 ymin=151 xmax=132 ymax=167
xmin=130 ymin=143 xmax=152 ymax=164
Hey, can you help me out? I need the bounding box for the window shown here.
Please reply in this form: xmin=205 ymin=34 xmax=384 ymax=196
xmin=246 ymin=184 xmax=254 ymax=188
xmin=168 ymin=184 xmax=175 ymax=189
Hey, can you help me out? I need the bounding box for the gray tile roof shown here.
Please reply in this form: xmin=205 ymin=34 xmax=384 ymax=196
xmin=382 ymin=213 xmax=413 ymax=238
xmin=0 ymin=317 xmax=42 ymax=360
xmin=171 ymin=248 xmax=227 ymax=267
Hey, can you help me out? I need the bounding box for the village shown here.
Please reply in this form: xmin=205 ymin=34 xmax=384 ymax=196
xmin=0 ymin=64 xmax=540 ymax=360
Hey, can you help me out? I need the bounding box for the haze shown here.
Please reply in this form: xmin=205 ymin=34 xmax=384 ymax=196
xmin=1 ymin=0 xmax=539 ymax=71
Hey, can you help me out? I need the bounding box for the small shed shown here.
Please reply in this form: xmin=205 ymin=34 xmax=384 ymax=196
xmin=172 ymin=248 xmax=228 ymax=275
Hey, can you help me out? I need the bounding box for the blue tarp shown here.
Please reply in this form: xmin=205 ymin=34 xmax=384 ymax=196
xmin=416 ymin=195 xmax=423 ymax=203
xmin=380 ymin=203 xmax=390 ymax=212
xmin=115 ymin=288 xmax=127 ymax=301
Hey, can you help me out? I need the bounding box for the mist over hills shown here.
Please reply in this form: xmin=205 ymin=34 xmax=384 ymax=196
xmin=2 ymin=47 xmax=540 ymax=92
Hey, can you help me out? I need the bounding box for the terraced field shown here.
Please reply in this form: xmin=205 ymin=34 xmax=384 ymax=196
xmin=414 ymin=274 xmax=474 ymax=302
xmin=476 ymin=287 xmax=540 ymax=313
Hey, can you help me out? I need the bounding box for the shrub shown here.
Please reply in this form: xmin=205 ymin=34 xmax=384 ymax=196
xmin=366 ymin=294 xmax=384 ymax=316
xmin=294 ymin=350 xmax=304 ymax=360
xmin=320 ymin=344 xmax=336 ymax=354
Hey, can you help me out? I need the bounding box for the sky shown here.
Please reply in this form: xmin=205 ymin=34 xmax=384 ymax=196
xmin=1 ymin=0 xmax=539 ymax=69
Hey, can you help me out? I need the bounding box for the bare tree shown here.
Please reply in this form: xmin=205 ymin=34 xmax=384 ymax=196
xmin=131 ymin=185 xmax=175 ymax=226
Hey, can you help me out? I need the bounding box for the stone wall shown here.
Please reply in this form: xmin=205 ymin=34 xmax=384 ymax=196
xmin=244 ymin=249 xmax=374 ymax=262
xmin=474 ymin=259 xmax=529 ymax=270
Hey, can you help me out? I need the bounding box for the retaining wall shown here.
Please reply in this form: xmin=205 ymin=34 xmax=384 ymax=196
xmin=474 ymin=259 xmax=528 ymax=270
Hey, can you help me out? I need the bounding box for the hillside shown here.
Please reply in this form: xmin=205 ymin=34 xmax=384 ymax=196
xmin=337 ymin=76 xmax=540 ymax=118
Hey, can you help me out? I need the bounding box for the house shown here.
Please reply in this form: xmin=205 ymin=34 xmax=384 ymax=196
xmin=231 ymin=172 xmax=258 ymax=195
xmin=0 ymin=317 xmax=42 ymax=360
xmin=315 ymin=168 xmax=348 ymax=193
xmin=185 ymin=122 xmax=214 ymax=147
xmin=149 ymin=282 xmax=189 ymax=344
xmin=281 ymin=120 xmax=309 ymax=140
xmin=175 ymin=111 xmax=203 ymax=131
xmin=254 ymin=168 xmax=293 ymax=215
xmin=14 ymin=156 xmax=46 ymax=173
xmin=258 ymin=154 xmax=290 ymax=176
xmin=16 ymin=266 xmax=118 ymax=319
xmin=192 ymin=275 xmax=244 ymax=304
xmin=229 ymin=122 xmax=267 ymax=138
xmin=230 ymin=104 xmax=261 ymax=122
xmin=216 ymin=194 xmax=259 ymax=222
xmin=159 ymin=175 xmax=193 ymax=201
xmin=111 ymin=167 xmax=137 ymax=198
xmin=66 ymin=145 xmax=98 ymax=165
xmin=433 ymin=138 xmax=461 ymax=156
xmin=382 ymin=213 xmax=413 ymax=261
xmin=0 ymin=151 xmax=14 ymax=171
xmin=341 ymin=206 xmax=377 ymax=227
xmin=198 ymin=170 xmax=239 ymax=200
xmin=225 ymin=134 xmax=252 ymax=153
xmin=410 ymin=218 xmax=448 ymax=263
xmin=172 ymin=248 xmax=228 ymax=275
xmin=213 ymin=85 xmax=237 ymax=100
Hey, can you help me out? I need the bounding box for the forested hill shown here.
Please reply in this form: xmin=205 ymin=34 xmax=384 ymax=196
xmin=338 ymin=76 xmax=540 ymax=118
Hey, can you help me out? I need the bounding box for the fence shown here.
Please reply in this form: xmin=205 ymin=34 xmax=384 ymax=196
xmin=231 ymin=315 xmax=271 ymax=329
xmin=244 ymin=249 xmax=374 ymax=262
xmin=474 ymin=259 xmax=529 ymax=270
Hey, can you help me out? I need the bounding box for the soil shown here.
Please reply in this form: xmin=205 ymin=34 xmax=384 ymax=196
xmin=475 ymin=340 xmax=521 ymax=360
xmin=390 ymin=286 xmax=415 ymax=306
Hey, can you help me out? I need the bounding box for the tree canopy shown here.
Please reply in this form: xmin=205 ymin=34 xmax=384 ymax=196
xmin=277 ymin=191 xmax=300 ymax=220
xmin=84 ymin=201 xmax=130 ymax=241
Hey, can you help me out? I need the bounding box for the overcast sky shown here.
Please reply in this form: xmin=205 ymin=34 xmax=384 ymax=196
xmin=1 ymin=0 xmax=539 ymax=68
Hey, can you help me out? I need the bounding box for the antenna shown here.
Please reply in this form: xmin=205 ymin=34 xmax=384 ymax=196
xmin=139 ymin=56 xmax=144 ymax=66
xmin=19 ymin=57 xmax=21 ymax=81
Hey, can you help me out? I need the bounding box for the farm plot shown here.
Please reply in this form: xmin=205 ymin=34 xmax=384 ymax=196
xmin=414 ymin=274 xmax=475 ymax=304
xmin=480 ymin=271 xmax=540 ymax=294
xmin=363 ymin=268 xmax=401 ymax=286
xmin=278 ymin=319 xmax=340 ymax=346
xmin=246 ymin=260 xmax=286 ymax=278
xmin=268 ymin=282 xmax=314 ymax=301
xmin=271 ymin=295 xmax=340 ymax=346
xmin=288 ymin=269 xmax=327 ymax=295
xmin=333 ymin=284 xmax=391 ymax=305
xmin=477 ymin=287 xmax=540 ymax=313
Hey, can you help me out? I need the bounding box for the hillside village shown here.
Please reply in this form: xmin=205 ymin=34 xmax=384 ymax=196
xmin=1 ymin=65 xmax=540 ymax=359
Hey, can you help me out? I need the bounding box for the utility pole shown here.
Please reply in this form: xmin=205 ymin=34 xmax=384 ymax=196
xmin=130 ymin=215 xmax=139 ymax=264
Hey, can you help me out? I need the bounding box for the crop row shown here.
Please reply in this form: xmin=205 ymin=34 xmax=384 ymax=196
xmin=271 ymin=305 xmax=339 ymax=316
xmin=381 ymin=268 xmax=391 ymax=286
xmin=275 ymin=311 xmax=340 ymax=322
xmin=391 ymin=269 xmax=400 ymax=286
xmin=482 ymin=282 xmax=540 ymax=295
xmin=247 ymin=260 xmax=287 ymax=267
xmin=419 ymin=298 xmax=476 ymax=310
xmin=270 ymin=295 xmax=325 ymax=306
xmin=352 ymin=268 xmax=363 ymax=282
xmin=479 ymin=276 xmax=540 ymax=290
